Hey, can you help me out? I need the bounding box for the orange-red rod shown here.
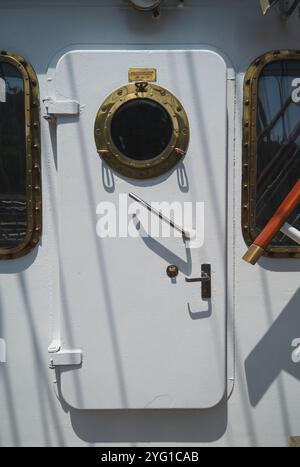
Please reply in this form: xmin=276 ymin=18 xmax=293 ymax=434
xmin=243 ymin=179 xmax=300 ymax=264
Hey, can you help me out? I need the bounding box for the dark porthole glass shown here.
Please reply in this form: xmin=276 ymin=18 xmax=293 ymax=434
xmin=110 ymin=98 xmax=173 ymax=161
xmin=256 ymin=60 xmax=300 ymax=246
xmin=0 ymin=61 xmax=27 ymax=249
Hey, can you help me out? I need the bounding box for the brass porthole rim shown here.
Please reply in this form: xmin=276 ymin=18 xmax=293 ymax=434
xmin=242 ymin=49 xmax=300 ymax=258
xmin=94 ymin=83 xmax=189 ymax=180
xmin=0 ymin=51 xmax=42 ymax=260
xmin=104 ymin=94 xmax=179 ymax=170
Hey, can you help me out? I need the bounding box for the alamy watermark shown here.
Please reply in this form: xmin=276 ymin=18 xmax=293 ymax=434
xmin=291 ymin=338 xmax=300 ymax=363
xmin=96 ymin=194 xmax=205 ymax=248
xmin=0 ymin=338 xmax=6 ymax=363
xmin=0 ymin=77 xmax=6 ymax=103
xmin=292 ymin=78 xmax=300 ymax=103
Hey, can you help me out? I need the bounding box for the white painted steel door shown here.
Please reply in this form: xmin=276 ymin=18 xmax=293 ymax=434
xmin=54 ymin=50 xmax=228 ymax=409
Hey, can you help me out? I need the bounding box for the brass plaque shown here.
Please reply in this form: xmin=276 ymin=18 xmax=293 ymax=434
xmin=128 ymin=68 xmax=157 ymax=82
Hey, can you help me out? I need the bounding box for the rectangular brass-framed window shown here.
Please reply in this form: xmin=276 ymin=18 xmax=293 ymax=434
xmin=0 ymin=51 xmax=41 ymax=259
xmin=242 ymin=50 xmax=300 ymax=257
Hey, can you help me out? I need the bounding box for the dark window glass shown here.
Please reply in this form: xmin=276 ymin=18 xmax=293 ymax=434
xmin=256 ymin=60 xmax=300 ymax=246
xmin=0 ymin=61 xmax=27 ymax=249
xmin=110 ymin=98 xmax=173 ymax=161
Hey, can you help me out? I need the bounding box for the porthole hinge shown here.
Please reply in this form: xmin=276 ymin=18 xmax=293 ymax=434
xmin=48 ymin=343 xmax=82 ymax=369
xmin=43 ymin=97 xmax=80 ymax=120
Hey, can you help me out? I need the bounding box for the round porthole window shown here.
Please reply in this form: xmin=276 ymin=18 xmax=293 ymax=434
xmin=94 ymin=82 xmax=189 ymax=179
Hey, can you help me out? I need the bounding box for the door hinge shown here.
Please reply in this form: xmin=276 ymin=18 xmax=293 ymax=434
xmin=43 ymin=97 xmax=80 ymax=120
xmin=48 ymin=348 xmax=82 ymax=369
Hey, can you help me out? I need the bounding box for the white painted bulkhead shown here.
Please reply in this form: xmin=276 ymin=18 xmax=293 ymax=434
xmin=0 ymin=0 xmax=299 ymax=446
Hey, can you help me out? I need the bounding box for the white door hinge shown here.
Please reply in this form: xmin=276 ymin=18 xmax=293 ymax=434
xmin=43 ymin=97 xmax=80 ymax=120
xmin=49 ymin=349 xmax=82 ymax=369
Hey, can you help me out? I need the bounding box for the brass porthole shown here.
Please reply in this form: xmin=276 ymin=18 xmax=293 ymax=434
xmin=0 ymin=51 xmax=41 ymax=260
xmin=242 ymin=49 xmax=300 ymax=258
xmin=94 ymin=82 xmax=189 ymax=179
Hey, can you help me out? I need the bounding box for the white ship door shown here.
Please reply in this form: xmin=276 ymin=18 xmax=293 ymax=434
xmin=53 ymin=50 xmax=228 ymax=409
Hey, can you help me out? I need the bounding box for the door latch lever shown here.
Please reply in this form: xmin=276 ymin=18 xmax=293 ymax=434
xmin=185 ymin=273 xmax=210 ymax=283
xmin=185 ymin=264 xmax=211 ymax=299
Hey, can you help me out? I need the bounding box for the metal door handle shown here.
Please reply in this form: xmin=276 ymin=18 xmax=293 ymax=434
xmin=185 ymin=264 xmax=211 ymax=299
xmin=185 ymin=273 xmax=210 ymax=283
xmin=128 ymin=192 xmax=190 ymax=241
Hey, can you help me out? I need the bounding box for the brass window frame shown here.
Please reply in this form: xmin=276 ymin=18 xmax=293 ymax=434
xmin=0 ymin=51 xmax=41 ymax=260
xmin=94 ymin=82 xmax=189 ymax=180
xmin=242 ymin=49 xmax=300 ymax=258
